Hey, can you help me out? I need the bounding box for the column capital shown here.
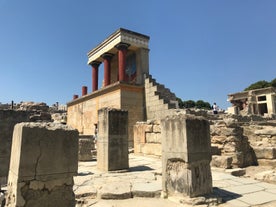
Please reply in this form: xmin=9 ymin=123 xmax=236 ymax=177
xmin=101 ymin=52 xmax=114 ymax=60
xmin=115 ymin=42 xmax=130 ymax=50
xmin=90 ymin=61 xmax=101 ymax=68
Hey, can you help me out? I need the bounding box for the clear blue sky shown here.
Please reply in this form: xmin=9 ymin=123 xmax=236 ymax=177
xmin=1 ymin=0 xmax=276 ymax=109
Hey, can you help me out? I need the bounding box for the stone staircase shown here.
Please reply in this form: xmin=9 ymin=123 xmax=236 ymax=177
xmin=144 ymin=74 xmax=178 ymax=120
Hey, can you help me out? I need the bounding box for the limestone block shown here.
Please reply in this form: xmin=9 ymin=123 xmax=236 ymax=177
xmin=254 ymin=147 xmax=276 ymax=159
xmin=211 ymin=155 xmax=232 ymax=169
xmin=97 ymin=108 xmax=129 ymax=171
xmin=161 ymin=114 xmax=212 ymax=198
xmin=161 ymin=115 xmax=211 ymax=163
xmin=78 ymin=136 xmax=94 ymax=161
xmin=145 ymin=132 xmax=161 ymax=143
xmin=5 ymin=122 xmax=78 ymax=207
xmin=140 ymin=143 xmax=162 ymax=156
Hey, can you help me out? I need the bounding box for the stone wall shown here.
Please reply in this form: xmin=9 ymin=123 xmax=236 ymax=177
xmin=210 ymin=117 xmax=257 ymax=168
xmin=133 ymin=120 xmax=162 ymax=156
xmin=67 ymin=83 xmax=144 ymax=147
xmin=242 ymin=121 xmax=276 ymax=166
xmin=0 ymin=110 xmax=31 ymax=185
xmin=5 ymin=122 xmax=78 ymax=207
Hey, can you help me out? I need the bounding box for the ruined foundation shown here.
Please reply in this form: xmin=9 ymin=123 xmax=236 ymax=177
xmin=5 ymin=122 xmax=78 ymax=207
xmin=161 ymin=114 xmax=212 ymax=198
xmin=97 ymin=108 xmax=129 ymax=171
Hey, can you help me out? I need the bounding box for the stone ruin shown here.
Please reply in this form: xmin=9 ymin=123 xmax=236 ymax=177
xmin=210 ymin=117 xmax=258 ymax=169
xmin=5 ymin=122 xmax=78 ymax=207
xmin=161 ymin=114 xmax=212 ymax=198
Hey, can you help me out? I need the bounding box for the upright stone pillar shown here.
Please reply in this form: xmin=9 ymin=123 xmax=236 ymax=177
xmin=115 ymin=43 xmax=130 ymax=82
xmin=161 ymin=114 xmax=212 ymax=198
xmin=101 ymin=53 xmax=113 ymax=87
xmin=97 ymin=108 xmax=129 ymax=171
xmin=82 ymin=86 xmax=87 ymax=96
xmin=5 ymin=123 xmax=78 ymax=207
xmin=90 ymin=61 xmax=101 ymax=92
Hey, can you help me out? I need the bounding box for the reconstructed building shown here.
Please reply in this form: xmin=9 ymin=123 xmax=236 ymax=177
xmin=67 ymin=28 xmax=178 ymax=147
xmin=227 ymin=87 xmax=276 ymax=116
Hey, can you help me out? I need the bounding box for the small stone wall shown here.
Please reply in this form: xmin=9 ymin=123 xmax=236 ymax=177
xmin=210 ymin=118 xmax=257 ymax=169
xmin=243 ymin=122 xmax=276 ymax=166
xmin=133 ymin=120 xmax=162 ymax=156
xmin=5 ymin=122 xmax=78 ymax=207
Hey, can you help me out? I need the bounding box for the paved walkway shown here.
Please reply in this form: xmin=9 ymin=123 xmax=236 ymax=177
xmin=74 ymin=154 xmax=276 ymax=207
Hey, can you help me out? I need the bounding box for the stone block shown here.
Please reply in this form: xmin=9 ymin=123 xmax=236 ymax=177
xmin=254 ymin=147 xmax=276 ymax=159
xmin=5 ymin=122 xmax=78 ymax=207
xmin=145 ymin=132 xmax=161 ymax=143
xmin=78 ymin=136 xmax=94 ymax=161
xmin=211 ymin=155 xmax=232 ymax=169
xmin=97 ymin=108 xmax=129 ymax=171
xmin=140 ymin=143 xmax=162 ymax=156
xmin=161 ymin=115 xmax=211 ymax=163
xmin=161 ymin=114 xmax=212 ymax=198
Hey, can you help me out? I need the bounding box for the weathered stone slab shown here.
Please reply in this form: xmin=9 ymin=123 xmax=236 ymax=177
xmin=78 ymin=135 xmax=95 ymax=161
xmin=161 ymin=114 xmax=212 ymax=198
xmin=5 ymin=122 xmax=78 ymax=207
xmin=254 ymin=147 xmax=276 ymax=159
xmin=132 ymin=181 xmax=161 ymax=198
xmin=211 ymin=155 xmax=233 ymax=169
xmin=99 ymin=181 xmax=132 ymax=199
xmin=97 ymin=108 xmax=129 ymax=171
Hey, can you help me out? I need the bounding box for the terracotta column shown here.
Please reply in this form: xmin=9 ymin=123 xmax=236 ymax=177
xmin=101 ymin=53 xmax=113 ymax=87
xmin=82 ymin=86 xmax=87 ymax=96
xmin=115 ymin=43 xmax=130 ymax=82
xmin=90 ymin=61 xmax=101 ymax=92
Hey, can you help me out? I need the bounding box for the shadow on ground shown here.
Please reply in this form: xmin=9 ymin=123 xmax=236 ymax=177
xmin=129 ymin=165 xmax=154 ymax=172
xmin=213 ymin=187 xmax=241 ymax=202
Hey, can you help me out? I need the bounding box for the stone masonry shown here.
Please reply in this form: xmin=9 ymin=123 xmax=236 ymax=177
xmin=97 ymin=108 xmax=129 ymax=171
xmin=133 ymin=120 xmax=162 ymax=156
xmin=0 ymin=110 xmax=30 ymax=186
xmin=161 ymin=114 xmax=212 ymax=198
xmin=5 ymin=122 xmax=78 ymax=207
xmin=210 ymin=117 xmax=258 ymax=168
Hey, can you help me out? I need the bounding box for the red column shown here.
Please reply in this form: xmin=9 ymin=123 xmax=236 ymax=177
xmin=101 ymin=53 xmax=113 ymax=87
xmin=115 ymin=43 xmax=130 ymax=82
xmin=90 ymin=61 xmax=101 ymax=92
xmin=82 ymin=86 xmax=87 ymax=96
xmin=73 ymin=94 xmax=79 ymax=100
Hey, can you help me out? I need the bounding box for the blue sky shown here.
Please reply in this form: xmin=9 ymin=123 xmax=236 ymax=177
xmin=0 ymin=0 xmax=275 ymax=109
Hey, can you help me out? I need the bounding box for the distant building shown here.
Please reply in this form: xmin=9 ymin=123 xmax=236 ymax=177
xmin=227 ymin=87 xmax=276 ymax=116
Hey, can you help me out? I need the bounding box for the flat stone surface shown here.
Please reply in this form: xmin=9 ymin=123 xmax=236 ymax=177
xmin=238 ymin=191 xmax=276 ymax=205
xmin=74 ymin=154 xmax=276 ymax=207
xmin=132 ymin=181 xmax=161 ymax=197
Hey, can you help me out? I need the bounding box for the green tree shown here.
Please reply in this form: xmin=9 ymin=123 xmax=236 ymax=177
xmin=244 ymin=80 xmax=271 ymax=91
xmin=195 ymin=100 xmax=211 ymax=109
xmin=183 ymin=100 xmax=196 ymax=108
xmin=271 ymin=78 xmax=276 ymax=87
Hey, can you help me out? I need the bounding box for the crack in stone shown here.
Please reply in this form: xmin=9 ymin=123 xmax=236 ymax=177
xmin=34 ymin=139 xmax=42 ymax=180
